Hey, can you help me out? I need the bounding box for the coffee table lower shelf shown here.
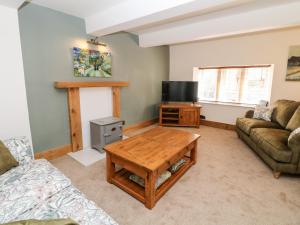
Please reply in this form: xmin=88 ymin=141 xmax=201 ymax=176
xmin=110 ymin=156 xmax=194 ymax=206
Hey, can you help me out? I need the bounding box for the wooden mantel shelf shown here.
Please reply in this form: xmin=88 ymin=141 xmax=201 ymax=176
xmin=54 ymin=81 xmax=129 ymax=152
xmin=55 ymin=81 xmax=129 ymax=88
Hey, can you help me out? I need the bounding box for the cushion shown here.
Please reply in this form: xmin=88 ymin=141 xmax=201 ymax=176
xmin=253 ymin=105 xmax=273 ymax=121
xmin=288 ymin=127 xmax=300 ymax=155
xmin=288 ymin=127 xmax=300 ymax=143
xmin=271 ymin=100 xmax=300 ymax=128
xmin=258 ymin=100 xmax=269 ymax=106
xmin=236 ymin=118 xmax=281 ymax=135
xmin=286 ymin=106 xmax=300 ymax=131
xmin=16 ymin=186 xmax=118 ymax=225
xmin=0 ymin=140 xmax=19 ymax=175
xmin=3 ymin=137 xmax=33 ymax=165
xmin=0 ymin=160 xmax=71 ymax=224
xmin=129 ymin=171 xmax=171 ymax=189
xmin=250 ymin=128 xmax=292 ymax=163
xmin=169 ymin=158 xmax=186 ymax=173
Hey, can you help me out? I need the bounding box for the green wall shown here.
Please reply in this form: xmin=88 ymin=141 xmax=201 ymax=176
xmin=19 ymin=4 xmax=169 ymax=152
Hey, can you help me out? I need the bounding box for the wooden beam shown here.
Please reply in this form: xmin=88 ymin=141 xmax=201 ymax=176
xmin=55 ymin=81 xmax=128 ymax=152
xmin=34 ymin=144 xmax=72 ymax=161
xmin=112 ymin=87 xmax=121 ymax=118
xmin=55 ymin=81 xmax=129 ymax=89
xmin=68 ymin=88 xmax=83 ymax=151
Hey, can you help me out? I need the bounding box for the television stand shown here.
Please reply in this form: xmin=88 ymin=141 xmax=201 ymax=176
xmin=159 ymin=103 xmax=201 ymax=128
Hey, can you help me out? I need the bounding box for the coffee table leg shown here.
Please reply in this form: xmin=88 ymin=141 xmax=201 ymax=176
xmin=191 ymin=141 xmax=198 ymax=164
xmin=145 ymin=172 xmax=156 ymax=209
xmin=106 ymin=153 xmax=115 ymax=183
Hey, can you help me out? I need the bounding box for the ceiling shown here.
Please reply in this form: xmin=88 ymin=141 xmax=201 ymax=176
xmin=31 ymin=0 xmax=126 ymax=18
xmin=0 ymin=0 xmax=26 ymax=9
xmin=7 ymin=0 xmax=300 ymax=47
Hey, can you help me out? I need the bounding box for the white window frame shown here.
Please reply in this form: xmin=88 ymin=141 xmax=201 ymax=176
xmin=193 ymin=65 xmax=273 ymax=106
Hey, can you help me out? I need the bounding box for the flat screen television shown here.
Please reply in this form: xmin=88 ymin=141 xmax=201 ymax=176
xmin=162 ymin=81 xmax=198 ymax=102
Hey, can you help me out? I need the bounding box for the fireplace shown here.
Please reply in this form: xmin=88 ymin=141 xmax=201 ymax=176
xmin=55 ymin=81 xmax=129 ymax=152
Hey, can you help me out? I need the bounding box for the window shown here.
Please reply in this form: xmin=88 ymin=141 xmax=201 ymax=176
xmin=196 ymin=69 xmax=218 ymax=101
xmin=193 ymin=65 xmax=273 ymax=105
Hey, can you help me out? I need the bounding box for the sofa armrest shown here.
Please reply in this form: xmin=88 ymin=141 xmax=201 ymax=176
xmin=245 ymin=110 xmax=254 ymax=118
xmin=288 ymin=129 xmax=300 ymax=165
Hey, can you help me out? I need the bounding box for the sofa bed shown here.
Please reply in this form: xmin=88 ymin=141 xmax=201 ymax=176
xmin=0 ymin=137 xmax=118 ymax=225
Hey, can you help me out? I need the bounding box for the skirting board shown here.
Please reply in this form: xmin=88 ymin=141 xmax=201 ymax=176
xmin=124 ymin=118 xmax=158 ymax=132
xmin=33 ymin=119 xmax=234 ymax=160
xmin=34 ymin=118 xmax=158 ymax=160
xmin=34 ymin=144 xmax=72 ymax=160
xmin=200 ymin=119 xmax=236 ymax=130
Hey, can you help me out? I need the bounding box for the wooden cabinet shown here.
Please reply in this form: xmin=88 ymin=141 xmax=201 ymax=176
xmin=159 ymin=103 xmax=201 ymax=127
xmin=179 ymin=108 xmax=199 ymax=126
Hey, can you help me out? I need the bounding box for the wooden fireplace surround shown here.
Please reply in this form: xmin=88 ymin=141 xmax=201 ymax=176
xmin=55 ymin=81 xmax=129 ymax=152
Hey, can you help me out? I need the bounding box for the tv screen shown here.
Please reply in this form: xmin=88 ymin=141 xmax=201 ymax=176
xmin=162 ymin=81 xmax=198 ymax=102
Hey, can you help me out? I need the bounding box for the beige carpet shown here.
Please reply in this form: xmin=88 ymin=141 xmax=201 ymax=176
xmin=51 ymin=125 xmax=300 ymax=225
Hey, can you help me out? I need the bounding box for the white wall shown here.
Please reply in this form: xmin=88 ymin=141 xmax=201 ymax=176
xmin=80 ymin=87 xmax=112 ymax=149
xmin=0 ymin=5 xmax=32 ymax=142
xmin=170 ymin=27 xmax=300 ymax=124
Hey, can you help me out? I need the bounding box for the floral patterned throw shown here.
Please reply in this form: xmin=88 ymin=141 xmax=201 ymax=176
xmin=0 ymin=137 xmax=118 ymax=225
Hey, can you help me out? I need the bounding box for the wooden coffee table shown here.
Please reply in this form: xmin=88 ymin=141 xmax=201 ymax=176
xmin=104 ymin=127 xmax=200 ymax=209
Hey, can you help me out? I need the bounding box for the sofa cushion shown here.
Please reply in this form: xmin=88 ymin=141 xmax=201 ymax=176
xmin=16 ymin=186 xmax=118 ymax=225
xmin=0 ymin=141 xmax=19 ymax=175
xmin=286 ymin=106 xmax=300 ymax=131
xmin=250 ymin=128 xmax=292 ymax=163
xmin=272 ymin=100 xmax=300 ymax=128
xmin=0 ymin=160 xmax=71 ymax=224
xmin=236 ymin=118 xmax=281 ymax=135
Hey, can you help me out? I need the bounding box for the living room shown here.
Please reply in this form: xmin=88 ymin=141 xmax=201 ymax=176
xmin=0 ymin=0 xmax=300 ymax=225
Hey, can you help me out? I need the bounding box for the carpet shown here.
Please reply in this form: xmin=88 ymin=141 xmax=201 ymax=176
xmin=51 ymin=125 xmax=300 ymax=225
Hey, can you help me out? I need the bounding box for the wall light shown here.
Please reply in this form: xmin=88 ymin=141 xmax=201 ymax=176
xmin=87 ymin=37 xmax=107 ymax=47
xmin=87 ymin=37 xmax=110 ymax=53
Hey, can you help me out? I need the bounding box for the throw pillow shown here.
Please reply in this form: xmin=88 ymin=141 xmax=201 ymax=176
xmin=253 ymin=105 xmax=273 ymax=121
xmin=169 ymin=158 xmax=186 ymax=173
xmin=129 ymin=171 xmax=171 ymax=189
xmin=3 ymin=137 xmax=33 ymax=165
xmin=286 ymin=106 xmax=300 ymax=131
xmin=258 ymin=100 xmax=269 ymax=107
xmin=288 ymin=127 xmax=300 ymax=143
xmin=0 ymin=140 xmax=19 ymax=175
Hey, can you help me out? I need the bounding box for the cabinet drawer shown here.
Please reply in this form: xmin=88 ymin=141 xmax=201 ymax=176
xmin=105 ymin=134 xmax=122 ymax=145
xmin=104 ymin=122 xmax=123 ymax=144
xmin=104 ymin=122 xmax=123 ymax=135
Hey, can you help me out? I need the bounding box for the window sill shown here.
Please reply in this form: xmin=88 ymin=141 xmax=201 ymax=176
xmin=198 ymin=100 xmax=255 ymax=108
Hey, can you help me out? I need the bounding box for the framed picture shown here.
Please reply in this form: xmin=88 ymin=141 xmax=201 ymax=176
xmin=72 ymin=47 xmax=112 ymax=77
xmin=286 ymin=45 xmax=300 ymax=81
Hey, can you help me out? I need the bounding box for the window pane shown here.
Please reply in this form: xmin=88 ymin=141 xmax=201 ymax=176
xmin=194 ymin=69 xmax=218 ymax=101
xmin=218 ymin=69 xmax=241 ymax=103
xmin=241 ymin=67 xmax=271 ymax=104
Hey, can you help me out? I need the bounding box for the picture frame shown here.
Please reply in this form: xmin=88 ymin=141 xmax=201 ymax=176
xmin=72 ymin=47 xmax=112 ymax=77
xmin=286 ymin=45 xmax=300 ymax=81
